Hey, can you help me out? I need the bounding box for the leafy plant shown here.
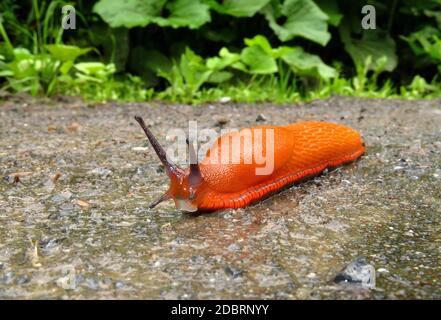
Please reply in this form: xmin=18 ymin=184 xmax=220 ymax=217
xmin=64 ymin=64 xmax=153 ymax=102
xmin=156 ymin=47 xmax=212 ymax=101
xmin=1 ymin=0 xmax=441 ymax=102
xmin=402 ymin=26 xmax=441 ymax=63
xmin=0 ymin=44 xmax=93 ymax=96
xmin=339 ymin=24 xmax=397 ymax=73
xmin=206 ymin=0 xmax=271 ymax=17
xmin=152 ymin=34 xmax=337 ymax=102
xmin=262 ymin=0 xmax=331 ymax=45
xmin=93 ymin=0 xmax=211 ymax=29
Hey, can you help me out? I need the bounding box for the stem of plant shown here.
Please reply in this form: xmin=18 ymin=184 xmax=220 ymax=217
xmin=0 ymin=20 xmax=14 ymax=53
xmin=387 ymin=0 xmax=399 ymax=32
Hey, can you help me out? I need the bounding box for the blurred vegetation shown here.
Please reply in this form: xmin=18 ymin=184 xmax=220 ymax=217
xmin=0 ymin=0 xmax=441 ymax=103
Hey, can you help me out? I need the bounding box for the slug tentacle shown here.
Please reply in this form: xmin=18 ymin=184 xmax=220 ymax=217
xmin=149 ymin=192 xmax=171 ymax=209
xmin=186 ymin=137 xmax=202 ymax=190
xmin=134 ymin=115 xmax=182 ymax=177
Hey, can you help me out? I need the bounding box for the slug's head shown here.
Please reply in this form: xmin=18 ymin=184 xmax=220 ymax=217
xmin=134 ymin=116 xmax=206 ymax=212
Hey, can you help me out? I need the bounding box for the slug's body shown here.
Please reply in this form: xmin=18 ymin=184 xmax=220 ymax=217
xmin=134 ymin=116 xmax=365 ymax=212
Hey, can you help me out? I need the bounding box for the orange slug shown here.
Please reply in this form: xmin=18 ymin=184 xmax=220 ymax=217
xmin=134 ymin=116 xmax=365 ymax=212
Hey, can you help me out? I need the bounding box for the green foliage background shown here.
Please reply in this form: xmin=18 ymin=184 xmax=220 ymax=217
xmin=1 ymin=0 xmax=441 ymax=103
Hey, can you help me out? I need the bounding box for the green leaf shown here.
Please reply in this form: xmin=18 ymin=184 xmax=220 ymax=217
xmin=154 ymin=0 xmax=211 ymax=29
xmin=408 ymin=75 xmax=435 ymax=93
xmin=231 ymin=61 xmax=248 ymax=72
xmin=179 ymin=47 xmax=210 ymax=86
xmin=59 ymin=60 xmax=74 ymax=75
xmin=206 ymin=47 xmax=241 ymax=70
xmin=75 ymin=62 xmax=116 ymax=78
xmin=340 ymin=26 xmax=398 ymax=72
xmin=46 ymin=44 xmax=92 ymax=62
xmin=243 ymin=35 xmax=292 ymax=58
xmin=244 ymin=35 xmax=274 ymax=56
xmin=157 ymin=47 xmax=213 ymax=97
xmin=93 ymin=0 xmax=210 ymax=29
xmin=207 ymin=70 xmax=233 ymax=83
xmin=263 ymin=0 xmax=331 ymax=45
xmin=401 ymin=26 xmax=441 ymax=61
xmin=281 ymin=47 xmax=336 ymax=79
xmin=13 ymin=48 xmax=33 ymax=60
xmin=0 ymin=70 xmax=13 ymax=77
xmin=240 ymin=45 xmax=277 ymax=74
xmin=93 ymin=0 xmax=166 ymax=28
xmin=131 ymin=47 xmax=172 ymax=74
xmin=315 ymin=0 xmax=342 ymax=27
xmin=206 ymin=0 xmax=271 ymax=17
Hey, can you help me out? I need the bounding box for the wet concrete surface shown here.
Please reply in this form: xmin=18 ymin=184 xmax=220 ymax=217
xmin=0 ymin=96 xmax=440 ymax=299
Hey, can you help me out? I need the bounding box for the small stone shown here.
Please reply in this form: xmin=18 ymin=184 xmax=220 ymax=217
xmin=52 ymin=172 xmax=62 ymax=183
xmin=47 ymin=124 xmax=58 ymax=132
xmin=377 ymin=268 xmax=389 ymax=273
xmin=393 ymin=166 xmax=404 ymax=171
xmin=56 ymin=275 xmax=77 ymax=290
xmin=256 ymin=113 xmax=267 ymax=122
xmin=59 ymin=203 xmax=75 ymax=212
xmin=87 ymin=167 xmax=112 ymax=177
xmin=85 ymin=278 xmax=99 ymax=290
xmin=224 ymin=266 xmax=245 ymax=278
xmin=43 ymin=179 xmax=56 ymax=192
xmin=227 ymin=243 xmax=241 ymax=252
xmin=325 ymin=219 xmax=346 ymax=232
xmin=40 ymin=237 xmax=61 ymax=251
xmin=7 ymin=172 xmax=32 ymax=184
xmin=51 ymin=190 xmax=73 ymax=203
xmin=334 ymin=257 xmax=376 ymax=289
xmin=115 ymin=281 xmax=126 ymax=289
xmin=219 ymin=96 xmax=231 ymax=104
xmin=223 ymin=212 xmax=233 ymax=220
xmin=0 ymin=272 xmax=14 ymax=285
xmin=213 ymin=115 xmax=229 ymax=126
xmin=132 ymin=147 xmax=149 ymax=152
xmin=16 ymin=275 xmax=31 ymax=285
xmin=74 ymin=199 xmax=90 ymax=208
xmin=67 ymin=122 xmax=80 ymax=132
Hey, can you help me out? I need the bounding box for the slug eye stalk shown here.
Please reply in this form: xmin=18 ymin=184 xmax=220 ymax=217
xmin=148 ymin=192 xmax=170 ymax=209
xmin=186 ymin=137 xmax=202 ymax=190
xmin=134 ymin=115 xmax=178 ymax=209
xmin=134 ymin=115 xmax=181 ymax=176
